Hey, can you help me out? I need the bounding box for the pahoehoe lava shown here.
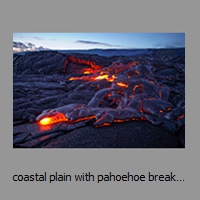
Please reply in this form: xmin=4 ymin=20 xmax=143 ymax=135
xmin=13 ymin=49 xmax=185 ymax=148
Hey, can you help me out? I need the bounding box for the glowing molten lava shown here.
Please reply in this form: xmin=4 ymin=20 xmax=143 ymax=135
xmin=176 ymin=114 xmax=184 ymax=121
xmin=95 ymin=122 xmax=111 ymax=128
xmin=39 ymin=113 xmax=68 ymax=125
xmin=83 ymin=71 xmax=91 ymax=74
xmin=69 ymin=74 xmax=116 ymax=82
xmin=39 ymin=117 xmax=52 ymax=125
xmin=94 ymin=74 xmax=116 ymax=82
xmin=116 ymin=82 xmax=129 ymax=88
xmin=73 ymin=115 xmax=96 ymax=123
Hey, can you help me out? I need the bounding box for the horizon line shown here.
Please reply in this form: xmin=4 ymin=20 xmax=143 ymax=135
xmin=13 ymin=47 xmax=185 ymax=53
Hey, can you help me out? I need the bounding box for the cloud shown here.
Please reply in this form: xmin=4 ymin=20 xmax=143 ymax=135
xmin=33 ymin=37 xmax=56 ymax=41
xmin=34 ymin=36 xmax=44 ymax=40
xmin=13 ymin=41 xmax=49 ymax=53
xmin=13 ymin=41 xmax=28 ymax=49
xmin=75 ymin=40 xmax=123 ymax=48
xmin=27 ymin=42 xmax=36 ymax=48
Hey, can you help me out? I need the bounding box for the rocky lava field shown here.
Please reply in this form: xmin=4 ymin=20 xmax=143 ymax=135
xmin=13 ymin=49 xmax=185 ymax=148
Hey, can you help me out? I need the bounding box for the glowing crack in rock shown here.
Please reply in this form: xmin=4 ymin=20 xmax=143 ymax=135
xmin=116 ymin=82 xmax=129 ymax=88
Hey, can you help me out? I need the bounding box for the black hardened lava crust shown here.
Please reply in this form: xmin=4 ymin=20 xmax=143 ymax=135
xmin=13 ymin=49 xmax=185 ymax=148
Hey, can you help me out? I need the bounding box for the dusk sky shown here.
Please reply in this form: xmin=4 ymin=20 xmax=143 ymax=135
xmin=13 ymin=33 xmax=185 ymax=52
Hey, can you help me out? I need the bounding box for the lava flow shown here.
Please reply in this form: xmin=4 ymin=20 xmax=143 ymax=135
xmin=38 ymin=112 xmax=68 ymax=125
xmin=36 ymin=55 xmax=185 ymax=131
xmin=69 ymin=73 xmax=116 ymax=82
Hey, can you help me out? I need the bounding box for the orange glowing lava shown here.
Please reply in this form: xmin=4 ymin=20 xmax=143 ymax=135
xmin=160 ymin=107 xmax=172 ymax=113
xmin=39 ymin=117 xmax=52 ymax=125
xmin=176 ymin=114 xmax=184 ymax=121
xmin=166 ymin=107 xmax=172 ymax=112
xmin=116 ymin=82 xmax=129 ymax=88
xmin=114 ymin=119 xmax=130 ymax=123
xmin=94 ymin=74 xmax=116 ymax=82
xmin=68 ymin=56 xmax=102 ymax=69
xmin=94 ymin=74 xmax=109 ymax=80
xmin=69 ymin=76 xmax=96 ymax=81
xmin=69 ymin=74 xmax=116 ymax=83
xmin=83 ymin=68 xmax=93 ymax=74
xmin=72 ymin=115 xmax=96 ymax=123
xmin=95 ymin=122 xmax=111 ymax=127
xmin=39 ymin=113 xmax=68 ymax=125
xmin=133 ymin=85 xmax=139 ymax=92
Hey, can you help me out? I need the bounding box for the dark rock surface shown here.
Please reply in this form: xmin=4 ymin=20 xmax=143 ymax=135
xmin=13 ymin=49 xmax=185 ymax=148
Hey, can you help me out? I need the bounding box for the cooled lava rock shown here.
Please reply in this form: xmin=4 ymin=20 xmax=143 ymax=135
xmin=13 ymin=49 xmax=185 ymax=148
